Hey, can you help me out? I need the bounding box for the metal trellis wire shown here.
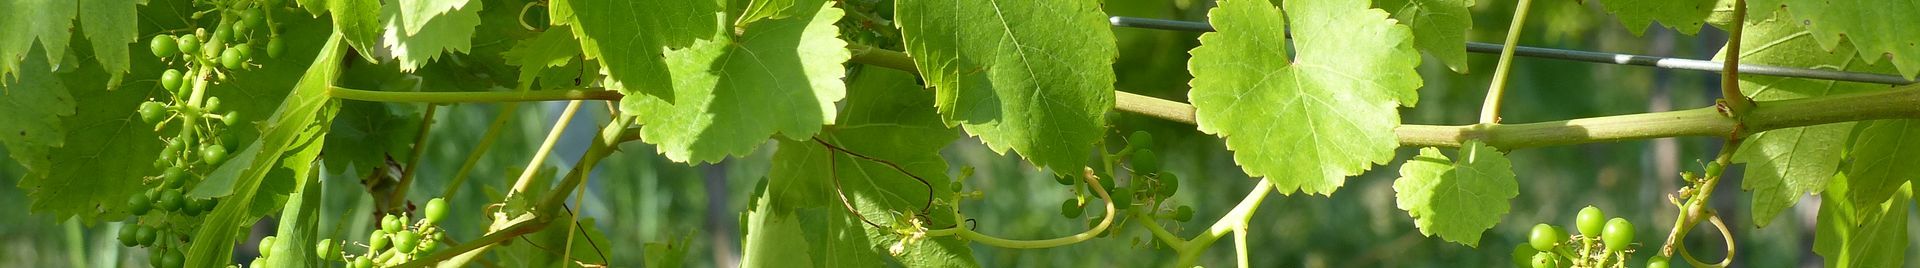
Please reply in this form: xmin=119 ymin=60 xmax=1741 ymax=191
xmin=1108 ymin=16 xmax=1917 ymax=85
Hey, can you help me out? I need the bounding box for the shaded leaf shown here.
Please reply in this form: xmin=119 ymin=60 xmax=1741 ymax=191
xmin=895 ymin=0 xmax=1116 ymax=175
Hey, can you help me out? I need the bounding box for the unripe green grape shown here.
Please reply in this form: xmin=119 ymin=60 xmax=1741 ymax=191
xmin=351 ymin=256 xmax=372 ymax=268
xmin=1109 ymin=187 xmax=1132 ymax=211
xmin=1603 ymin=218 xmax=1634 ymax=252
xmin=151 ymin=35 xmax=179 ymax=58
xmin=149 ymin=246 xmax=165 ymax=267
xmin=424 ymin=198 xmax=448 ymax=224
xmin=395 ymin=230 xmax=420 ymax=253
xmin=119 ymin=225 xmax=139 ymax=247
xmin=1059 ymin=199 xmax=1083 ymax=218
xmin=185 ymin=198 xmax=213 ymax=216
xmin=266 ymin=37 xmax=284 ymax=58
xmin=136 ymin=226 xmax=156 ymax=245
xmin=1706 ymin=161 xmax=1725 ymax=176
xmin=382 ymin=214 xmax=404 ymax=233
xmin=1130 ymin=149 xmax=1160 ymax=174
xmin=249 ymin=258 xmax=265 ymax=268
xmin=258 ymin=236 xmax=276 ymax=258
xmin=160 ymin=69 xmax=184 ymax=92
xmin=1128 ymin=131 xmax=1154 ymax=149
xmin=242 ymin=9 xmax=265 ymax=32
xmin=223 ymin=111 xmax=242 ymax=126
xmin=166 ymin=137 xmax=186 ymax=155
xmin=201 ymin=144 xmax=227 ymax=166
xmin=1097 ymin=174 xmax=1115 ymax=192
xmin=1529 ymin=252 xmax=1557 ymax=268
xmin=157 ymin=189 xmax=184 ymax=211
xmin=139 ymin=101 xmax=166 ymax=123
xmin=221 ymin=47 xmax=245 ymax=69
xmin=1172 ymin=205 xmax=1194 ymax=222
xmin=1528 ymin=223 xmax=1563 ymax=251
xmin=369 ymin=229 xmax=391 ymax=251
xmin=1511 ymin=245 xmax=1537 ymax=267
xmin=128 ymin=193 xmax=153 ymax=215
xmin=1053 ymin=174 xmax=1073 ymax=185
xmin=1646 ymin=256 xmax=1670 ymax=268
xmin=162 ymin=166 xmax=186 ymax=188
xmin=315 ymin=239 xmax=336 ymax=260
xmin=1576 ymin=206 xmax=1604 ymax=237
xmin=204 ymin=96 xmax=222 ymax=112
xmin=176 ymin=34 xmax=201 ymax=57
xmin=162 ymin=248 xmax=185 ymax=268
xmin=1156 ymin=173 xmax=1179 ymax=198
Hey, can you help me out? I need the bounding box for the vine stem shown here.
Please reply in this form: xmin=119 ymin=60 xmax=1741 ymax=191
xmin=1661 ymin=2 xmax=1746 ymax=266
xmin=509 ymin=100 xmax=584 ymax=196
xmin=1719 ymin=0 xmax=1754 ymax=115
xmin=1479 ymin=0 xmax=1534 ymax=124
xmin=924 ymin=168 xmax=1115 ymax=248
xmin=1174 ymin=179 xmax=1275 ymax=267
xmin=327 ymin=86 xmax=620 ymax=103
xmin=846 ymin=43 xmax=1920 ymax=150
xmin=387 ymin=104 xmax=438 ymax=211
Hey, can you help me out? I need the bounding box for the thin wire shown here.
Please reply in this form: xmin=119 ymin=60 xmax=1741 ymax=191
xmin=1108 ymin=16 xmax=1917 ymax=85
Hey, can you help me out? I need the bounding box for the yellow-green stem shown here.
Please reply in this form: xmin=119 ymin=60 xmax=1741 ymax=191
xmin=1480 ymin=0 xmax=1535 ymax=124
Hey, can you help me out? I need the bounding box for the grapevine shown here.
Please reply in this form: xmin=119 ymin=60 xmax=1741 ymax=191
xmin=2 ymin=0 xmax=1919 ymax=267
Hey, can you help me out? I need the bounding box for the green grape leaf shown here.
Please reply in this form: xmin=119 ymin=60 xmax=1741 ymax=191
xmin=329 ymin=0 xmax=383 ymax=62
xmin=1842 ymin=119 xmax=1920 ymax=212
xmin=1750 ymin=0 xmax=1920 ymax=78
xmin=323 ymin=101 xmax=418 ymax=179
xmin=184 ymin=34 xmax=343 ymax=268
xmin=1393 ymin=141 xmax=1517 ymax=247
xmin=397 ymin=0 xmax=471 ymax=35
xmin=623 ymin=0 xmax=848 ymax=163
xmin=1591 ymin=0 xmax=1716 ymax=35
xmin=382 ymin=0 xmax=481 ymax=71
xmin=742 ymin=66 xmax=976 ymax=267
xmin=78 ymin=0 xmax=138 ymax=86
xmin=735 ymin=0 xmax=797 ymax=28
xmin=266 ymin=157 xmax=325 ymax=268
xmin=0 ymin=0 xmax=77 ymax=79
xmin=501 ymin=25 xmax=581 ymax=87
xmin=1374 ymin=0 xmax=1473 ymax=73
xmin=1188 ymin=0 xmax=1422 ymax=195
xmin=0 ymin=46 xmax=76 ymax=177
xmin=565 ymin=0 xmax=720 ymax=99
xmin=1813 ymin=175 xmax=1910 ymax=268
xmin=11 ymin=47 xmax=153 ymax=223
xmin=1724 ymin=11 xmax=1899 ymax=227
xmin=894 ymin=0 xmax=1115 ymax=175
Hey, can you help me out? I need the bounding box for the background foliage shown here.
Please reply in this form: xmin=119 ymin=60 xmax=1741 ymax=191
xmin=0 ymin=0 xmax=1916 ymax=267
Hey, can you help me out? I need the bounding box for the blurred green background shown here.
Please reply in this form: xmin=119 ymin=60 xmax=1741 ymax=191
xmin=3 ymin=0 xmax=1918 ymax=267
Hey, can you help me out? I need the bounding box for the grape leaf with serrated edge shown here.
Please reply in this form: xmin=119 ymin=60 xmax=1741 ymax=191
xmin=894 ymin=0 xmax=1116 ymax=175
xmin=1394 ymin=141 xmax=1517 ymax=247
xmin=1189 ymin=0 xmax=1422 ymax=195
xmin=1813 ymin=175 xmax=1910 ymax=268
xmin=621 ymin=0 xmax=848 ymax=163
xmin=1374 ymin=0 xmax=1473 ymax=73
xmin=1725 ymin=11 xmax=1902 ymax=227
xmin=1591 ymin=0 xmax=1716 ymax=35
xmin=1749 ymin=0 xmax=1920 ymax=78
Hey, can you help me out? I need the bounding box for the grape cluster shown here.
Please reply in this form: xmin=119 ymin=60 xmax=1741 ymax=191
xmin=120 ymin=1 xmax=286 ymax=266
xmin=316 ymin=198 xmax=449 ymax=268
xmin=1516 ymin=206 xmax=1655 ymax=268
xmin=1058 ymin=131 xmax=1193 ymax=237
